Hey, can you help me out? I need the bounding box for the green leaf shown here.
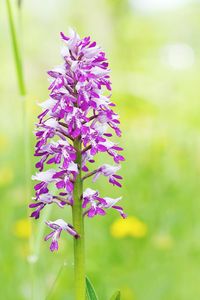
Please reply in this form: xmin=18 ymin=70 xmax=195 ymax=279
xmin=110 ymin=290 xmax=121 ymax=300
xmin=86 ymin=276 xmax=99 ymax=300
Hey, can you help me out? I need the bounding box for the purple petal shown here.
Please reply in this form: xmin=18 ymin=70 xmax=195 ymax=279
xmin=44 ymin=231 xmax=55 ymax=241
xmin=50 ymin=240 xmax=58 ymax=252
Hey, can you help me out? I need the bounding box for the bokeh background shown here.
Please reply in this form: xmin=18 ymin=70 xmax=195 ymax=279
xmin=1 ymin=0 xmax=200 ymax=299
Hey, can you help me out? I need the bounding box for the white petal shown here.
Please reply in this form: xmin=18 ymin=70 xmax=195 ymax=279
xmin=91 ymin=66 xmax=109 ymax=76
xmin=104 ymin=197 xmax=122 ymax=208
xmin=67 ymin=28 xmax=80 ymax=50
xmin=45 ymin=118 xmax=58 ymax=128
xmin=101 ymin=164 xmax=121 ymax=176
xmin=71 ymin=61 xmax=79 ymax=71
xmin=83 ymin=188 xmax=96 ymax=198
xmin=83 ymin=46 xmax=101 ymax=58
xmin=32 ymin=169 xmax=56 ymax=182
xmin=52 ymin=219 xmax=69 ymax=230
xmin=39 ymin=193 xmax=53 ymax=203
xmin=58 ymin=139 xmax=70 ymax=146
xmin=93 ymin=123 xmax=108 ymax=135
xmin=68 ymin=27 xmax=80 ymax=39
xmin=67 ymin=161 xmax=78 ymax=173
xmin=93 ymin=95 xmax=110 ymax=109
xmin=61 ymin=46 xmax=70 ymax=57
xmin=39 ymin=98 xmax=55 ymax=110
xmin=52 ymin=65 xmax=66 ymax=74
xmin=100 ymin=140 xmax=114 ymax=148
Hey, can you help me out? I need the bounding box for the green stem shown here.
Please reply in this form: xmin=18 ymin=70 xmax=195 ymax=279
xmin=72 ymin=139 xmax=85 ymax=300
xmin=5 ymin=0 xmax=26 ymax=96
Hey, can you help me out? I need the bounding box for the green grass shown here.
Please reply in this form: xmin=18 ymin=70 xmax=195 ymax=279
xmin=1 ymin=1 xmax=200 ymax=299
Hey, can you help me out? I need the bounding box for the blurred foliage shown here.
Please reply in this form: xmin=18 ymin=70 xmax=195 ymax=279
xmin=1 ymin=0 xmax=200 ymax=299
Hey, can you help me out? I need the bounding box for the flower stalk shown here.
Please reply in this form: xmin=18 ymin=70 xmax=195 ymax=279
xmin=72 ymin=139 xmax=85 ymax=300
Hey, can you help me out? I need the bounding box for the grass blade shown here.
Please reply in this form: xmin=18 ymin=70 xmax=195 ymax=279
xmin=6 ymin=0 xmax=26 ymax=95
xmin=45 ymin=263 xmax=65 ymax=300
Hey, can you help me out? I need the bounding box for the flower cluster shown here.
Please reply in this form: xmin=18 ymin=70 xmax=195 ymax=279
xmin=30 ymin=29 xmax=125 ymax=251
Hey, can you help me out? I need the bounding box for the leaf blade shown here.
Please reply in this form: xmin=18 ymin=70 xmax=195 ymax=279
xmin=86 ymin=276 xmax=99 ymax=300
xmin=110 ymin=290 xmax=121 ymax=300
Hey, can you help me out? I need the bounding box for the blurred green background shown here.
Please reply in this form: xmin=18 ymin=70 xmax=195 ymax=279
xmin=1 ymin=0 xmax=200 ymax=299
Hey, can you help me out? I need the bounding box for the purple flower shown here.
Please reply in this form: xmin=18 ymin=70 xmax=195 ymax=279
xmin=45 ymin=219 xmax=79 ymax=252
xmin=93 ymin=164 xmax=122 ymax=187
xmin=31 ymin=29 xmax=125 ymax=251
xmin=82 ymin=188 xmax=126 ymax=218
xmin=29 ymin=193 xmax=68 ymax=219
xmin=103 ymin=197 xmax=127 ymax=218
xmin=82 ymin=188 xmax=106 ymax=217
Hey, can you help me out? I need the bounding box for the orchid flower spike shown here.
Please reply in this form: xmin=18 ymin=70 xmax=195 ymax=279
xmin=31 ymin=29 xmax=126 ymax=251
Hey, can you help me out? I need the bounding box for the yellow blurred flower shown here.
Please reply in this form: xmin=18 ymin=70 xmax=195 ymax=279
xmin=0 ymin=167 xmax=14 ymax=186
xmin=14 ymin=218 xmax=32 ymax=239
xmin=110 ymin=216 xmax=147 ymax=238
